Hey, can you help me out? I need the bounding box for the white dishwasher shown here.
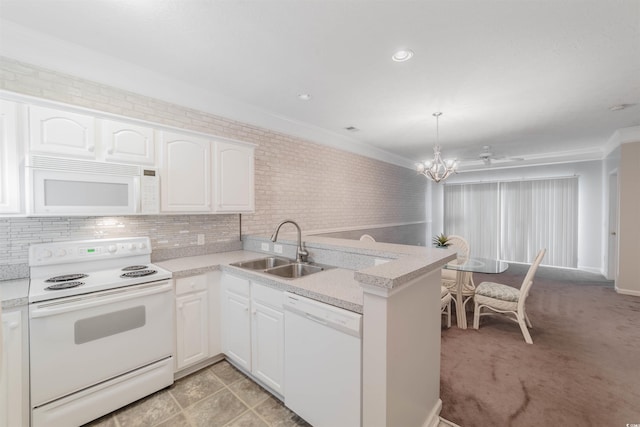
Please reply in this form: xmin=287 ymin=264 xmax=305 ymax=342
xmin=283 ymin=292 xmax=362 ymax=427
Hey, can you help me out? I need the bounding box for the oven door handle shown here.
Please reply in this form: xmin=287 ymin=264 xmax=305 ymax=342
xmin=30 ymin=281 xmax=172 ymax=318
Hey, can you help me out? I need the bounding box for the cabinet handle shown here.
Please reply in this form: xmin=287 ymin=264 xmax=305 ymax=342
xmin=88 ymin=145 xmax=95 ymax=152
xmin=9 ymin=322 xmax=19 ymax=330
xmin=108 ymin=149 xmax=114 ymax=155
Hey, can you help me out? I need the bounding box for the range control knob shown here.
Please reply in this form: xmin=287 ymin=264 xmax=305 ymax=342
xmin=138 ymin=242 xmax=146 ymax=250
xmin=129 ymin=243 xmax=137 ymax=250
xmin=54 ymin=249 xmax=66 ymax=257
xmin=40 ymin=249 xmax=53 ymax=259
xmin=108 ymin=245 xmax=117 ymax=254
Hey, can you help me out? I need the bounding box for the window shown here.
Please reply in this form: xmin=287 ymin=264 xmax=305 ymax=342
xmin=444 ymin=177 xmax=578 ymax=268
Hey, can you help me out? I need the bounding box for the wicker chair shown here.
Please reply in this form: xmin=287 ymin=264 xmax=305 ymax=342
xmin=473 ymin=249 xmax=546 ymax=344
xmin=441 ymin=235 xmax=476 ymax=323
xmin=441 ymin=286 xmax=452 ymax=328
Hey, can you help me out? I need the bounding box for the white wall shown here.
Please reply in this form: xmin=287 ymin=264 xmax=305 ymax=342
xmin=617 ymin=141 xmax=640 ymax=295
xmin=429 ymin=160 xmax=604 ymax=273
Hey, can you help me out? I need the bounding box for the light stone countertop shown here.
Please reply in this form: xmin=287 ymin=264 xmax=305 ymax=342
xmin=1 ymin=278 xmax=29 ymax=309
xmin=246 ymin=233 xmax=458 ymax=290
xmin=156 ymin=250 xmax=364 ymax=313
xmin=0 ymin=239 xmax=455 ymax=313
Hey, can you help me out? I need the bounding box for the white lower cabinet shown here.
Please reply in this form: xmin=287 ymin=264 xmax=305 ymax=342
xmin=174 ymin=272 xmax=221 ymax=371
xmin=1 ymin=307 xmax=28 ymax=427
xmin=221 ymin=273 xmax=284 ymax=395
xmin=220 ymin=274 xmax=252 ymax=371
xmin=250 ymin=284 xmax=284 ymax=395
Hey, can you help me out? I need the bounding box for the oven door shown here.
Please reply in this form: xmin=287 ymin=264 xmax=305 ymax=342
xmin=29 ymin=281 xmax=173 ymax=407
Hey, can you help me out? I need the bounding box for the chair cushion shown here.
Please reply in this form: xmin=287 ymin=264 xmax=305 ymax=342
xmin=475 ymin=281 xmax=520 ymax=302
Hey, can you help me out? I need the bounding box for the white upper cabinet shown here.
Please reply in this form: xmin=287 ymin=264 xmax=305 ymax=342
xmin=28 ymin=105 xmax=96 ymax=158
xmin=160 ymin=131 xmax=211 ymax=212
xmin=0 ymin=100 xmax=21 ymax=214
xmin=214 ymin=141 xmax=255 ymax=213
xmin=5 ymin=94 xmax=256 ymax=215
xmin=100 ymin=119 xmax=155 ymax=166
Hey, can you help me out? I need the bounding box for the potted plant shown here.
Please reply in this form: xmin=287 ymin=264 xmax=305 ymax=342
xmin=432 ymin=233 xmax=451 ymax=248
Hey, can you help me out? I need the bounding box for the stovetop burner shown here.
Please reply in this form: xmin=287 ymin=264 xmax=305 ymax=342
xmin=122 ymin=265 xmax=149 ymax=272
xmin=45 ymin=281 xmax=85 ymax=290
xmin=120 ymin=270 xmax=157 ymax=278
xmin=45 ymin=273 xmax=89 ymax=283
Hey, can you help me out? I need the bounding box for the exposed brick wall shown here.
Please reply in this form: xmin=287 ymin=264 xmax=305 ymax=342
xmin=0 ymin=57 xmax=427 ymax=269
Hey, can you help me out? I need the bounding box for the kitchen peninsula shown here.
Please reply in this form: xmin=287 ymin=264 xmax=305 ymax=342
xmin=157 ymin=233 xmax=456 ymax=427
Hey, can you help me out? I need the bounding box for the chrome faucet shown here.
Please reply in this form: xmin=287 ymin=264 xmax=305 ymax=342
xmin=270 ymin=219 xmax=309 ymax=263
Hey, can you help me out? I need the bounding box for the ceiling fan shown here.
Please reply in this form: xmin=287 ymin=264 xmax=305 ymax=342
xmin=476 ymin=145 xmax=524 ymax=165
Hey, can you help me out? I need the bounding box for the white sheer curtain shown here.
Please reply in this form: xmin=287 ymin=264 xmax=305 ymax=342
xmin=443 ymin=177 xmax=578 ymax=268
xmin=500 ymin=177 xmax=578 ymax=267
xmin=443 ymin=182 xmax=499 ymax=259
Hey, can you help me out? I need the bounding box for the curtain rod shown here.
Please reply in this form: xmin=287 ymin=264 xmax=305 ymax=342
xmin=444 ymin=174 xmax=578 ymax=186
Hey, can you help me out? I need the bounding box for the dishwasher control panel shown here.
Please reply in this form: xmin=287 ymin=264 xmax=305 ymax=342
xmin=283 ymin=292 xmax=362 ymax=337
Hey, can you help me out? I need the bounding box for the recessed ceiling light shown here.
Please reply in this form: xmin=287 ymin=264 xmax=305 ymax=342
xmin=297 ymin=93 xmax=312 ymax=101
xmin=392 ymin=49 xmax=414 ymax=62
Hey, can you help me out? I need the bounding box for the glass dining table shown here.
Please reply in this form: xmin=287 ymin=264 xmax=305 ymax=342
xmin=443 ymin=257 xmax=509 ymax=329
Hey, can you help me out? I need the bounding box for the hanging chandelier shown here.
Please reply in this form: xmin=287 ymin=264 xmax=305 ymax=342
xmin=416 ymin=112 xmax=457 ymax=183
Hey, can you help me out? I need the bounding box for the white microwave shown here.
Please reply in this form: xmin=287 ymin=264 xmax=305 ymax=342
xmin=26 ymin=155 xmax=160 ymax=215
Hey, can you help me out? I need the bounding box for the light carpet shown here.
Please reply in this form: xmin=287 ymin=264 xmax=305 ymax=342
xmin=439 ymin=265 xmax=640 ymax=426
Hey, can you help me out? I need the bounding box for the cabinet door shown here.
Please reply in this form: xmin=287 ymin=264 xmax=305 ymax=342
xmin=160 ymin=131 xmax=211 ymax=212
xmin=176 ymin=291 xmax=209 ymax=370
xmin=207 ymin=271 xmax=222 ymax=357
xmin=0 ymin=100 xmax=20 ymax=214
xmin=28 ymin=105 xmax=96 ymax=158
xmin=101 ymin=119 xmax=155 ymax=165
xmin=214 ymin=141 xmax=254 ymax=213
xmin=221 ymin=287 xmax=251 ymax=371
xmin=0 ymin=310 xmax=24 ymax=427
xmin=251 ymin=300 xmax=284 ymax=394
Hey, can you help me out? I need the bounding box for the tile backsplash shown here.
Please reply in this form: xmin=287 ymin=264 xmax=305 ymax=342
xmin=0 ymin=215 xmax=239 ymax=278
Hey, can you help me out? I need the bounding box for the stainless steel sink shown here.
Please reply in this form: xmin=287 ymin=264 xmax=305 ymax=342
xmin=263 ymin=262 xmax=326 ymax=279
xmin=230 ymin=256 xmax=292 ymax=270
xmin=229 ymin=256 xmax=332 ymax=279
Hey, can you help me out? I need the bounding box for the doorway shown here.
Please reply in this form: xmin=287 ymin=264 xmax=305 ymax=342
xmin=607 ymin=171 xmax=618 ymax=280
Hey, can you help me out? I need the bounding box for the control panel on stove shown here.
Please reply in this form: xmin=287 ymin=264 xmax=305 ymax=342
xmin=29 ymin=237 xmax=152 ymax=266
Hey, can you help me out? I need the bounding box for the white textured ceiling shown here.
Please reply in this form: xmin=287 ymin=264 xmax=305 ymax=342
xmin=1 ymin=0 xmax=639 ymax=169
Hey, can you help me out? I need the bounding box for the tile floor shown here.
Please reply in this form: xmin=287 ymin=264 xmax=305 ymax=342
xmin=84 ymin=359 xmax=454 ymax=427
xmin=84 ymin=360 xmax=310 ymax=427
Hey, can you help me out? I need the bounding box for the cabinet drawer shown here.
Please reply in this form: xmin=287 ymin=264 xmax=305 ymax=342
xmin=222 ymin=273 xmax=250 ymax=297
xmin=251 ymin=283 xmax=283 ymax=309
xmin=175 ymin=275 xmax=207 ymax=295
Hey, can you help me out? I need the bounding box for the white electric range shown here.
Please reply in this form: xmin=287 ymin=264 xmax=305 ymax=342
xmin=28 ymin=237 xmax=174 ymax=427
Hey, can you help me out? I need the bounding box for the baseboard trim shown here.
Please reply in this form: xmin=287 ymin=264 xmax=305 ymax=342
xmin=615 ymin=287 xmax=640 ymax=297
xmin=422 ymin=398 xmax=443 ymax=427
xmin=174 ymin=353 xmax=224 ymax=381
